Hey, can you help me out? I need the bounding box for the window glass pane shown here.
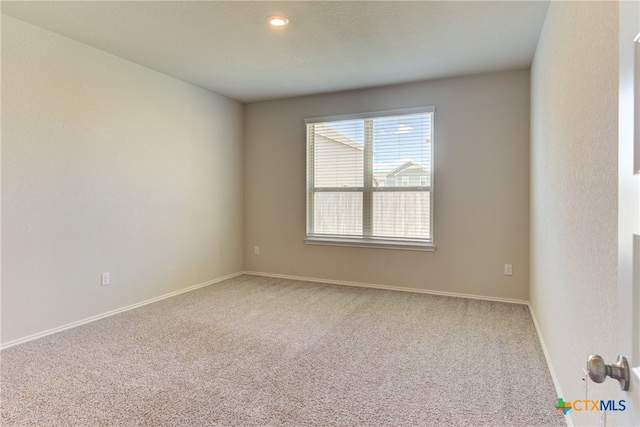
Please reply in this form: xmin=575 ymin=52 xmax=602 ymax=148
xmin=373 ymin=114 xmax=431 ymax=188
xmin=373 ymin=192 xmax=431 ymax=240
xmin=313 ymin=192 xmax=362 ymax=236
xmin=313 ymin=121 xmax=364 ymax=188
xmin=307 ymin=108 xmax=434 ymax=245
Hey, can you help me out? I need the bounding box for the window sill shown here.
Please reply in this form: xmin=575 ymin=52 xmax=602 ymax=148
xmin=304 ymin=237 xmax=436 ymax=252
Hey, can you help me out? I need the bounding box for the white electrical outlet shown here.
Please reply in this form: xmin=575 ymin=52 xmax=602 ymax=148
xmin=254 ymin=246 xmax=260 ymax=255
xmin=101 ymin=272 xmax=110 ymax=286
xmin=504 ymin=264 xmax=513 ymax=276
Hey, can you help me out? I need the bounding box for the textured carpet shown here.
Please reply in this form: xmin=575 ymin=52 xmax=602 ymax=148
xmin=1 ymin=274 xmax=565 ymax=426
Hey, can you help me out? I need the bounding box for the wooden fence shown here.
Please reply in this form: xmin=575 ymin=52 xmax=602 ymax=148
xmin=312 ymin=192 xmax=430 ymax=240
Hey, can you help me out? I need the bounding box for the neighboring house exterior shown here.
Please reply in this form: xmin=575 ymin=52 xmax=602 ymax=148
xmin=313 ymin=124 xmax=363 ymax=188
xmin=373 ymin=173 xmax=387 ymax=187
xmin=385 ymin=161 xmax=430 ymax=187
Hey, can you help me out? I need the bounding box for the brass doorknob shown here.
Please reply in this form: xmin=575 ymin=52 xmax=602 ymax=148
xmin=587 ymin=354 xmax=630 ymax=391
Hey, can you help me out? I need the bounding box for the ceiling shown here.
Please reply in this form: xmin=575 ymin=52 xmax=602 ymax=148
xmin=1 ymin=1 xmax=550 ymax=103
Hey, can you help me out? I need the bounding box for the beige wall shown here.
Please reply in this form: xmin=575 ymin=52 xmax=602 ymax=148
xmin=1 ymin=16 xmax=244 ymax=345
xmin=244 ymin=70 xmax=531 ymax=301
xmin=530 ymin=2 xmax=619 ymax=425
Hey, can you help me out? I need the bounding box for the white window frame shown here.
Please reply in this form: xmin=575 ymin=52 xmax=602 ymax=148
xmin=304 ymin=106 xmax=436 ymax=251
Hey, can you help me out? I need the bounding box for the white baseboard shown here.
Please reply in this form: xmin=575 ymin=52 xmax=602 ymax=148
xmin=528 ymin=304 xmax=572 ymax=427
xmin=243 ymin=271 xmax=529 ymax=305
xmin=0 ymin=271 xmax=244 ymax=351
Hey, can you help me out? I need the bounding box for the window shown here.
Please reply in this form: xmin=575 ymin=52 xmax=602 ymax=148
xmin=305 ymin=107 xmax=435 ymax=250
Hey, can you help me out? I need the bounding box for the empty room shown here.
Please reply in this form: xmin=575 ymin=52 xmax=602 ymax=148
xmin=2 ymin=1 xmax=638 ymax=426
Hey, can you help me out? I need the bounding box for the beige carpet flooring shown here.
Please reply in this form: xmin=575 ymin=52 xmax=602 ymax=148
xmin=1 ymin=274 xmax=566 ymax=426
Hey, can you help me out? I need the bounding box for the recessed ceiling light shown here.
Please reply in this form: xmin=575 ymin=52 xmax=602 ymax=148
xmin=267 ymin=15 xmax=289 ymax=27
